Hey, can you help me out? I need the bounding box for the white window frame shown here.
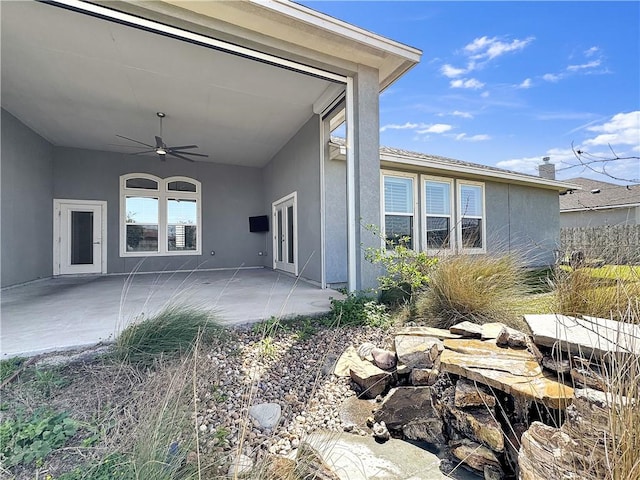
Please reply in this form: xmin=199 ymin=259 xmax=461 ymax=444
xmin=119 ymin=173 xmax=202 ymax=257
xmin=421 ymin=175 xmax=455 ymax=254
xmin=456 ymin=180 xmax=486 ymax=254
xmin=380 ymin=170 xmax=418 ymax=250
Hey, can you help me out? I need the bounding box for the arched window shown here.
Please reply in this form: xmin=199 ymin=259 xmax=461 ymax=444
xmin=120 ymin=174 xmax=201 ymax=256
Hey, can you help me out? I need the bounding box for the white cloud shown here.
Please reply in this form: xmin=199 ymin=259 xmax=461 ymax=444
xmin=455 ymin=133 xmax=491 ymax=142
xmin=463 ymin=36 xmax=534 ymax=61
xmin=583 ymin=111 xmax=640 ymax=147
xmin=567 ymin=59 xmax=602 ymax=71
xmin=481 ymin=91 xmax=490 ymax=98
xmin=441 ymin=64 xmax=467 ymax=78
xmin=450 ymin=78 xmax=485 ymax=90
xmin=543 ymin=73 xmax=563 ymax=82
xmin=518 ymin=78 xmax=532 ymax=89
xmin=497 ymin=148 xmax=575 ymax=175
xmin=452 ymin=110 xmax=473 ymax=119
xmin=417 ymin=123 xmax=453 ymax=134
xmin=584 ymin=46 xmax=600 ymax=58
xmin=380 ymin=122 xmax=426 ymax=132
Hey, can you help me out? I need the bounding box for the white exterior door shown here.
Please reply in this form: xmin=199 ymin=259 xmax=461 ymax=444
xmin=54 ymin=200 xmax=106 ymax=275
xmin=272 ymin=193 xmax=297 ymax=275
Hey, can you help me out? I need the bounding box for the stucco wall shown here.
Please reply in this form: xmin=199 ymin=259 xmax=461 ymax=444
xmin=52 ymin=147 xmax=267 ymax=274
xmin=262 ymin=115 xmax=322 ymax=283
xmin=1 ymin=109 xmax=54 ymax=287
xmin=324 ymin=155 xmax=348 ymax=285
xmin=560 ymin=207 xmax=639 ymax=228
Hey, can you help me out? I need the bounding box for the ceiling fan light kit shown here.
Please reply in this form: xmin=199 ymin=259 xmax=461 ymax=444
xmin=116 ymin=112 xmax=208 ymax=162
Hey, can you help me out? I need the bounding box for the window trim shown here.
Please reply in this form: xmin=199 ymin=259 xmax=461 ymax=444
xmin=120 ymin=173 xmax=202 ymax=257
xmin=380 ymin=170 xmax=418 ymax=250
xmin=421 ymin=175 xmax=455 ymax=254
xmin=456 ymin=179 xmax=486 ymax=254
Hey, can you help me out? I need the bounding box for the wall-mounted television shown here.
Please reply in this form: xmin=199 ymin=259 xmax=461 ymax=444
xmin=249 ymin=215 xmax=269 ymax=233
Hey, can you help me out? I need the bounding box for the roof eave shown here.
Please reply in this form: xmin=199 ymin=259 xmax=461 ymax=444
xmin=561 ymin=203 xmax=640 ymax=213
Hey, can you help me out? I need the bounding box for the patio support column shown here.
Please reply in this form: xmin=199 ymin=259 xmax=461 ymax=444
xmin=347 ymin=65 xmax=381 ymax=292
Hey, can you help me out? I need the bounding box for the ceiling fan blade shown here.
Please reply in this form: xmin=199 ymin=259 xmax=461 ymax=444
xmin=131 ymin=149 xmax=158 ymax=155
xmin=168 ymin=149 xmax=208 ymax=158
xmin=116 ymin=134 xmax=154 ymax=148
xmin=168 ymin=151 xmax=195 ymax=162
xmin=167 ymin=145 xmax=198 ymax=150
xmin=155 ymin=136 xmax=164 ymax=148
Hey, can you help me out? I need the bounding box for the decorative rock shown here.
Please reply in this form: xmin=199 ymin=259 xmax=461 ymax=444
xmin=542 ymin=355 xmax=571 ymax=374
xmin=395 ymin=326 xmax=462 ymax=340
xmin=450 ymin=321 xmax=483 ymax=338
xmin=454 ymin=379 xmax=496 ymax=409
xmin=495 ymin=326 xmax=528 ymax=348
xmin=227 ymin=454 xmax=253 ymax=478
xmin=409 ymin=365 xmax=440 ymax=386
xmin=451 ymin=440 xmax=500 ymax=471
xmin=440 ymin=339 xmax=574 ymax=409
xmin=481 ymin=322 xmax=507 ymax=340
xmin=338 ymin=396 xmax=376 ymax=430
xmin=395 ymin=335 xmax=443 ymax=369
xmin=249 ymin=403 xmax=281 ymax=429
xmin=483 ymin=465 xmax=504 ymax=480
xmin=296 ymin=442 xmax=341 ymax=480
xmin=374 ymin=387 xmax=446 ymax=445
xmin=349 ymin=358 xmax=392 ymax=399
xmin=334 ymin=346 xmax=361 ymax=377
xmin=357 ymin=342 xmax=376 ymax=361
xmin=372 ymin=421 xmax=390 ymax=442
xmin=570 ymin=367 xmax=608 ymax=391
xmin=371 ymin=347 xmax=397 ymax=370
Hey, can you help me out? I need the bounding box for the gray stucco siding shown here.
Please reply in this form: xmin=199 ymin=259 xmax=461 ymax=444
xmin=52 ymin=147 xmax=267 ymax=274
xmin=1 ymin=109 xmax=54 ymax=287
xmin=262 ymin=115 xmax=322 ymax=283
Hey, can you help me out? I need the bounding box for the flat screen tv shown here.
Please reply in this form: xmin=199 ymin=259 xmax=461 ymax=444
xmin=249 ymin=215 xmax=269 ymax=232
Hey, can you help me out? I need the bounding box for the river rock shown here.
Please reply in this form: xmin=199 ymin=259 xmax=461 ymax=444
xmin=395 ymin=335 xmax=442 ymax=369
xmin=357 ymin=342 xmax=376 ymax=361
xmin=372 ymin=421 xmax=390 ymax=441
xmin=371 ymin=347 xmax=397 ymax=370
xmin=249 ymin=402 xmax=281 ymax=429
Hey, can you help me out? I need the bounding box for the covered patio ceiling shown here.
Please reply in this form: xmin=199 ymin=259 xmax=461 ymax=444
xmin=1 ymin=1 xmax=342 ymax=168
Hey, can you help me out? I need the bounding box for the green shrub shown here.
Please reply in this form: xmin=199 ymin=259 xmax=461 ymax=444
xmin=114 ymin=306 xmax=222 ymax=366
xmin=0 ymin=409 xmax=78 ymax=467
xmin=416 ymin=254 xmax=529 ymax=329
xmin=329 ymin=294 xmax=390 ymax=327
xmin=0 ymin=356 xmax=27 ymax=383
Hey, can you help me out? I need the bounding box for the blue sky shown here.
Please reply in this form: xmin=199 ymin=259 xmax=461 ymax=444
xmin=300 ymin=1 xmax=640 ymax=184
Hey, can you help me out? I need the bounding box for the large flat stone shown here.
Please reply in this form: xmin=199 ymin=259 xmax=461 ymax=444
xmin=395 ymin=326 xmax=462 ymax=340
xmin=334 ymin=346 xmax=360 ymax=377
xmin=304 ymin=430 xmax=454 ymax=480
xmin=524 ymin=314 xmax=640 ymax=357
xmin=395 ymin=335 xmax=443 ymax=369
xmin=349 ymin=359 xmax=392 ymax=399
xmin=440 ymin=341 xmax=573 ymax=409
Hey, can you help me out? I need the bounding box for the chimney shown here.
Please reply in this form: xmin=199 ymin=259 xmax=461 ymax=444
xmin=538 ymin=156 xmax=556 ymax=180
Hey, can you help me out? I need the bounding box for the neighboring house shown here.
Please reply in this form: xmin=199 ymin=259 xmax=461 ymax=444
xmin=1 ymin=1 xmax=574 ymax=292
xmin=559 ymin=177 xmax=640 ymax=228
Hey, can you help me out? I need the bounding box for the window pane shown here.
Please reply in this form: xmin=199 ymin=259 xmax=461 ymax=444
xmin=460 ymin=185 xmax=482 ymax=217
xmin=168 ymin=225 xmax=197 ymax=251
xmin=384 ymin=176 xmax=413 ymax=213
xmin=126 ymin=197 xmax=158 ymax=224
xmin=167 ymin=180 xmax=196 ymax=192
xmin=71 ymin=211 xmax=93 ymax=264
xmin=426 ymin=181 xmax=450 ymax=215
xmin=385 ymin=215 xmax=413 ymax=249
xmin=461 ymin=218 xmax=482 ymax=248
xmin=426 ymin=216 xmax=450 ymax=249
xmin=126 ymin=225 xmax=158 ymax=252
xmin=126 ymin=177 xmax=158 ymax=190
xmin=287 ymin=205 xmax=294 ymax=263
xmin=167 ymin=199 xmax=197 ymax=224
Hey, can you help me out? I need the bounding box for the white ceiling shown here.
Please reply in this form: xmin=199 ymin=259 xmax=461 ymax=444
xmin=1 ymin=1 xmax=339 ymax=167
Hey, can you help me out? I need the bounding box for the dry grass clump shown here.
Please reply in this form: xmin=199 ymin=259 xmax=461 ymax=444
xmin=554 ymin=267 xmax=640 ymax=322
xmin=415 ymin=254 xmax=529 ymax=330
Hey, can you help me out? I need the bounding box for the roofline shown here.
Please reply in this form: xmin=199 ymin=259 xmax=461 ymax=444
xmin=561 ymin=203 xmax=640 ymax=213
xmin=259 ymin=0 xmax=422 ymax=63
xmin=329 ymin=142 xmax=580 ymax=192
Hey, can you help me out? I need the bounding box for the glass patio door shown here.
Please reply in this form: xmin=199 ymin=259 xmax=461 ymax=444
xmin=55 ymin=200 xmax=105 ymax=275
xmin=272 ymin=193 xmax=297 ymax=275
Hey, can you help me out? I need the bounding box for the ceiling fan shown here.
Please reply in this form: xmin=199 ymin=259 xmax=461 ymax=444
xmin=116 ymin=112 xmax=208 ymax=162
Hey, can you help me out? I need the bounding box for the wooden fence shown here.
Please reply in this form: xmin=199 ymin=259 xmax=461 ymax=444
xmin=560 ymin=225 xmax=640 ymax=265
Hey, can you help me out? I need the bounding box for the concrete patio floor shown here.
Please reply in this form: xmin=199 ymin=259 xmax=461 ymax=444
xmin=1 ymin=268 xmax=342 ymax=358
